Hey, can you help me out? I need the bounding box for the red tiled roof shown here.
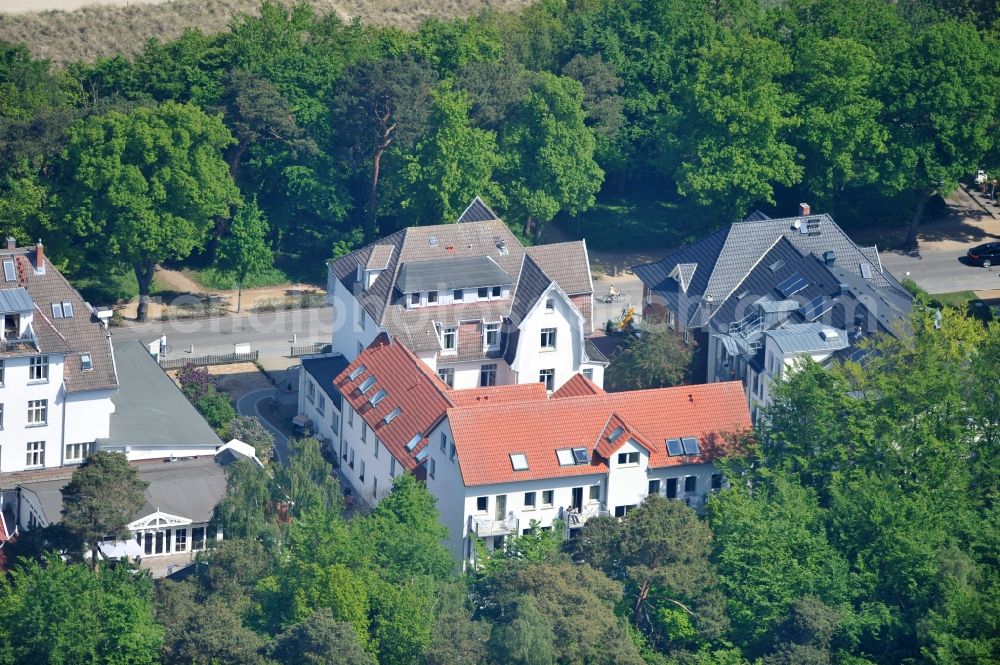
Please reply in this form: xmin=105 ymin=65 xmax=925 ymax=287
xmin=447 ymin=381 xmax=751 ymax=486
xmin=593 ymin=413 xmax=654 ymax=459
xmin=450 ymin=383 xmax=548 ymax=407
xmin=334 ymin=334 xmax=454 ymax=472
xmin=552 ymin=373 xmax=605 ymax=398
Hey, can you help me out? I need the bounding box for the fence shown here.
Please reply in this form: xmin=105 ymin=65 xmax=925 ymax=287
xmin=289 ymin=342 xmax=332 ymax=357
xmin=159 ymin=350 xmax=259 ymax=370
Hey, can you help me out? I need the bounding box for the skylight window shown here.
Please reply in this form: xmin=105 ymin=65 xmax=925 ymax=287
xmin=359 ymin=376 xmax=377 ymax=394
xmin=607 ymin=426 xmax=624 ymax=444
xmin=666 ymin=438 xmax=684 ymax=456
xmin=80 ymin=353 xmax=93 ymax=371
xmin=2 ymin=260 xmax=14 ymax=282
xmin=572 ymin=447 xmax=589 ymax=464
xmin=556 ymin=449 xmax=574 ymax=466
xmin=62 ymin=301 xmax=73 ymax=317
xmin=369 ymin=389 xmax=388 ymax=406
xmin=860 ymin=262 xmax=873 ymax=279
xmin=348 ymin=364 xmax=367 ymax=381
xmin=383 ymin=407 xmax=402 ymax=424
xmin=51 ymin=302 xmax=63 ymax=318
xmin=415 ymin=447 xmax=429 ymax=461
xmin=768 ymin=259 xmax=786 ymax=273
xmin=681 ymin=437 xmax=701 ymax=455
xmin=405 ymin=434 xmax=422 ymax=451
xmin=510 ymin=453 xmax=528 ymax=471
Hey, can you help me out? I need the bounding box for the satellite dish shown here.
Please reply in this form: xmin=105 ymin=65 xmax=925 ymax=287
xmin=792 ymin=219 xmax=801 ymax=229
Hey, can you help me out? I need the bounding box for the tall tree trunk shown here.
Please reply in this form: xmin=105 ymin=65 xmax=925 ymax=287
xmin=236 ymin=278 xmax=243 ymax=313
xmin=91 ymin=544 xmax=100 ymax=574
xmin=533 ymin=220 xmax=545 ymax=244
xmin=134 ymin=260 xmax=156 ymax=323
xmin=905 ymin=188 xmax=933 ymax=251
xmin=364 ymin=124 xmax=395 ymax=244
xmin=523 ymin=216 xmax=535 ymax=240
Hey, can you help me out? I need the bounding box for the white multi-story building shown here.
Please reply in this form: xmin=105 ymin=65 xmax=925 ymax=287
xmin=0 ymin=238 xmax=118 ymax=475
xmin=325 ymin=334 xmax=751 ymax=565
xmin=301 ymin=198 xmax=606 ymax=424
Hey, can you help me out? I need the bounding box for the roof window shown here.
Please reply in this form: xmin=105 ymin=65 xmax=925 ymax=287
xmin=405 ymin=434 xmax=422 ymax=451
xmin=51 ymin=302 xmax=63 ymax=318
xmin=383 ymin=407 xmax=402 ymax=424
xmin=556 ymin=449 xmax=574 ymax=466
xmin=2 ymin=260 xmax=14 ymax=282
xmin=572 ymin=447 xmax=590 ymax=464
xmin=80 ymin=352 xmax=93 ymax=371
xmin=607 ymin=426 xmax=624 ymax=444
xmin=510 ymin=453 xmax=528 ymax=471
xmin=681 ymin=437 xmax=700 ymax=455
xmin=359 ymin=376 xmax=377 ymax=394
xmin=62 ymin=301 xmax=73 ymax=318
xmin=348 ymin=364 xmax=366 ymax=381
xmin=666 ymin=438 xmax=683 ymax=456
xmin=369 ymin=389 xmax=387 ymax=406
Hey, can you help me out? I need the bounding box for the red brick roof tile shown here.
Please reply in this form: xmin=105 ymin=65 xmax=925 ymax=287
xmin=552 ymin=373 xmax=605 ymax=398
xmin=450 ymin=383 xmax=548 ymax=407
xmin=334 ymin=334 xmax=454 ymax=472
xmin=447 ymin=381 xmax=751 ymax=486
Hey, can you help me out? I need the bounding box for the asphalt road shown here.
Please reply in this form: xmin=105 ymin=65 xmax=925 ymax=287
xmin=879 ymin=250 xmax=1000 ymax=294
xmin=111 ymin=306 xmax=333 ymax=358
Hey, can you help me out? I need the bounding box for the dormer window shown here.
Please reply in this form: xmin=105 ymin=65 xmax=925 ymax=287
xmin=442 ymin=326 xmax=457 ymax=351
xmin=80 ymin=353 xmax=93 ymax=371
xmin=492 ymin=286 xmax=501 ymax=298
xmin=453 ymin=289 xmax=463 ymax=301
xmin=484 ymin=322 xmax=500 ymax=348
xmin=410 ymin=293 xmax=420 ymax=306
xmin=428 ymin=291 xmax=438 ymax=304
xmin=478 ymin=287 xmax=489 ymax=300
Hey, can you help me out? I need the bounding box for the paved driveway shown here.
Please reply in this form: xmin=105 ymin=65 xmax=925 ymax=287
xmin=236 ymin=389 xmax=289 ymax=463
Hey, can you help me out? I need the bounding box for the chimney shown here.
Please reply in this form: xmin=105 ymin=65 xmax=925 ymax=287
xmin=5 ymin=237 xmax=14 ymax=250
xmin=799 ymin=202 xmax=811 ymax=216
xmin=824 ymin=250 xmax=837 ymax=266
xmin=35 ymin=240 xmax=45 ymax=274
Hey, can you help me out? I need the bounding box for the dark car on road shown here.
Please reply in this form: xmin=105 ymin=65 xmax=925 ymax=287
xmin=967 ymin=242 xmax=1000 ymax=267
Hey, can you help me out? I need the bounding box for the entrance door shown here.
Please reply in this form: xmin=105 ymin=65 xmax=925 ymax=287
xmin=155 ymin=531 xmax=164 ymax=554
xmin=571 ymin=487 xmax=584 ymax=511
xmin=144 ymin=533 xmax=153 ymax=555
xmin=495 ymin=495 xmax=507 ymax=520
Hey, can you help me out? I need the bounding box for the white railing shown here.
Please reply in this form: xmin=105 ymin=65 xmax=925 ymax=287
xmin=471 ymin=514 xmax=519 ymax=537
xmin=564 ymin=503 xmax=609 ymax=529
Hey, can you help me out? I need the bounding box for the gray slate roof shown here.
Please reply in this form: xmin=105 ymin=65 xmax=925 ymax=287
xmin=764 ymin=322 xmax=850 ymax=355
xmin=328 ymin=204 xmax=591 ymax=354
xmin=634 ymin=213 xmax=910 ymax=329
xmin=397 ymin=256 xmax=513 ymax=293
xmin=17 ymin=456 xmax=227 ymax=525
xmin=457 ymin=196 xmax=500 ymax=223
xmin=0 ymin=246 xmax=117 ymax=393
xmin=102 ymin=340 xmax=223 ymax=448
xmin=302 ymin=355 xmax=350 ymax=410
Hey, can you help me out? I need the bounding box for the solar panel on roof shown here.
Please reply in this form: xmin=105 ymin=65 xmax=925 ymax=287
xmin=846 ymin=346 xmax=872 ymax=364
xmin=776 ymin=272 xmax=809 ymax=298
xmin=572 ymin=447 xmax=589 ymax=464
xmin=800 ymin=295 xmax=833 ymax=322
xmin=666 ymin=438 xmax=684 ymax=456
xmin=682 ymin=437 xmax=700 ymax=455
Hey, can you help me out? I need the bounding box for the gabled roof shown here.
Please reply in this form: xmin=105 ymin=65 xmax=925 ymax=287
xmin=552 ymin=373 xmax=605 ymax=399
xmin=334 ymin=334 xmax=454 ymax=472
xmin=634 ymin=212 xmax=909 ymax=328
xmin=328 ymin=204 xmax=592 ymax=354
xmin=593 ymin=413 xmax=654 ymax=459
xmin=0 ymin=246 xmax=117 ymax=393
xmin=366 ymin=245 xmax=394 ymax=270
xmin=447 ymin=381 xmax=751 ymax=486
xmin=457 ymin=196 xmax=500 ymax=223
xmin=396 ymin=256 xmax=512 ymax=293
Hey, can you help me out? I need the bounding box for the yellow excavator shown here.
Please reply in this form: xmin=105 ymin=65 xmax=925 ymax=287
xmin=618 ymin=305 xmax=635 ymax=331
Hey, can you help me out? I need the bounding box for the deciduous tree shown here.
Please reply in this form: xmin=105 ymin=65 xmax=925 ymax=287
xmin=217 ymin=197 xmax=273 ymax=312
xmin=606 ymin=328 xmax=694 ymax=391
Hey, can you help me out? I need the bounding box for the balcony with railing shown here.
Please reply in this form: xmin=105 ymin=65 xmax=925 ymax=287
xmin=0 ymin=329 xmax=38 ymax=355
xmin=563 ymin=502 xmax=609 ymax=530
xmin=470 ymin=513 xmax=519 ymax=538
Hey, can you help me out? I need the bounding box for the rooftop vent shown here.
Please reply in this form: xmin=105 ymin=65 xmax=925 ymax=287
xmin=804 ymin=217 xmax=822 ymax=235
xmin=860 ymin=262 xmax=873 ymax=280
xmin=769 ymin=259 xmax=786 ymax=272
xmin=823 ymin=250 xmax=836 ymax=266
xmin=820 ymin=328 xmax=839 ymax=341
xmin=80 ymin=352 xmax=93 ymax=371
xmin=495 ymin=237 xmax=509 ymax=256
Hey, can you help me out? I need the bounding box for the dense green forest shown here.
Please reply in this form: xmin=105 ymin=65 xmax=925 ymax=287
xmin=2 ymin=0 xmax=1000 ymax=316
xmin=3 ymin=306 xmax=999 ymax=664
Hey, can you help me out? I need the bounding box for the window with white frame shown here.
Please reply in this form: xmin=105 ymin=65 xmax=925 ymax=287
xmin=614 ymin=504 xmax=637 ymax=517
xmin=539 ymin=369 xmax=555 ymax=391
xmin=480 ymin=363 xmax=497 ymax=387
xmin=65 ymin=442 xmax=90 ymax=462
xmin=428 ymin=291 xmax=438 ymax=304
xmin=589 ymin=485 xmax=600 ymax=501
xmin=192 ymin=527 xmax=206 ymax=551
xmin=666 ymin=478 xmax=678 ymax=499
xmin=373 ymin=439 xmax=379 ymax=459
xmin=29 ymin=356 xmax=48 ymax=382
xmin=25 ymin=441 xmax=44 ymax=467
xmin=429 ymin=458 xmax=436 ymax=479
xmin=478 ymin=287 xmax=489 ymax=300
xmin=317 ymin=393 xmax=326 ymax=416
xmin=476 ymin=496 xmax=488 ymax=512
xmin=542 ymin=490 xmax=554 ymax=507
xmin=648 ymin=479 xmax=661 ymax=495
xmin=684 ymin=476 xmax=697 ymax=493
xmin=453 ymin=289 xmax=463 ymax=301
xmin=442 ymin=326 xmax=457 ymax=351
xmin=410 ymin=293 xmax=420 ymax=306
xmin=545 ymin=298 xmax=554 ymax=311
xmin=437 ymin=367 xmax=454 ymax=388
xmin=307 ymin=380 xmax=316 ymax=404
xmin=484 ymin=322 xmax=500 ymax=348
xmin=348 ymin=405 xmax=354 ymax=427
xmin=524 ymin=491 xmax=536 ymax=509
xmin=449 ymin=442 xmax=456 ymax=461
xmin=349 ymin=448 xmax=355 ymax=469
xmin=390 ymin=457 xmax=396 ymax=477
xmin=174 ymin=528 xmax=187 ymax=552
xmin=361 ymin=421 xmax=367 ymax=443
xmin=0 ymin=403 xmax=3 ymax=429
xmin=440 ymin=432 xmax=447 ymax=453
xmin=27 ymin=399 xmax=47 ymax=425
xmin=359 ymin=460 xmax=366 ymax=482
xmin=540 ymin=328 xmax=556 ymax=349
xmin=331 ymin=409 xmax=339 ymax=435
xmin=617 ymin=451 xmax=639 ymax=466
xmin=492 ymin=286 xmax=501 ymax=298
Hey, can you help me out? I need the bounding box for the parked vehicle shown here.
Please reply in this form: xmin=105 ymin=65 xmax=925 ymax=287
xmin=967 ymin=242 xmax=1000 ymax=267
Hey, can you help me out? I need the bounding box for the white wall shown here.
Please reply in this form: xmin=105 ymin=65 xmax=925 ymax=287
xmin=328 ymin=270 xmax=380 ymax=362
xmin=512 ymin=286 xmax=584 ymax=392
xmin=336 ymin=402 xmax=409 ymax=508
xmin=99 ymin=444 xmax=221 ymax=462
xmin=65 ymin=389 xmax=114 ymax=445
xmin=0 ymin=353 xmax=69 ymax=472
xmin=605 ymin=438 xmax=650 ymax=512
